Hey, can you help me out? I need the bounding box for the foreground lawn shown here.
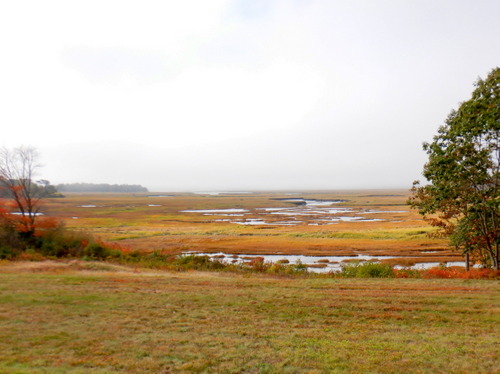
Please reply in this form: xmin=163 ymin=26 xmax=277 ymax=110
xmin=0 ymin=264 xmax=498 ymax=373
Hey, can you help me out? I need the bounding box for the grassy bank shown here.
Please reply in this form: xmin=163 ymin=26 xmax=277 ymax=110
xmin=0 ymin=263 xmax=498 ymax=373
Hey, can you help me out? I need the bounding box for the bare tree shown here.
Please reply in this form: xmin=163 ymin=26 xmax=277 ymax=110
xmin=0 ymin=146 xmax=43 ymax=236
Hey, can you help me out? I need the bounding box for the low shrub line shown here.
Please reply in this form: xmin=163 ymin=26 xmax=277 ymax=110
xmin=6 ymin=247 xmax=500 ymax=279
xmin=1 ymin=220 xmax=497 ymax=279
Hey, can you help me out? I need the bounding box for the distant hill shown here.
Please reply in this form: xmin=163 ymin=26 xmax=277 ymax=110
xmin=56 ymin=183 xmax=148 ymax=193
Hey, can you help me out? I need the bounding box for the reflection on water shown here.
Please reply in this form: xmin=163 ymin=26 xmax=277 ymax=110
xmin=193 ymin=191 xmax=253 ymax=195
xmin=184 ymin=251 xmax=468 ymax=273
xmin=234 ymin=219 xmax=299 ymax=226
xmin=181 ymin=209 xmax=249 ymax=213
xmin=204 ymin=213 xmax=245 ymax=217
xmin=11 ymin=212 xmax=45 ymax=216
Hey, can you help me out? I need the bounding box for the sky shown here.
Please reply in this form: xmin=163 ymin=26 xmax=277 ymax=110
xmin=1 ymin=0 xmax=499 ymax=192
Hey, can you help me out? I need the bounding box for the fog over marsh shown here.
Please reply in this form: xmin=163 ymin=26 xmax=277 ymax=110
xmin=1 ymin=1 xmax=499 ymax=191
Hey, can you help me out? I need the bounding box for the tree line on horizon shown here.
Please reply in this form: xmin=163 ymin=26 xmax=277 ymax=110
xmin=56 ymin=183 xmax=148 ymax=193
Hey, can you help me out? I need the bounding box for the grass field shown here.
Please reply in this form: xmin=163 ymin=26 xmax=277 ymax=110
xmin=0 ymin=261 xmax=498 ymax=373
xmin=41 ymin=190 xmax=456 ymax=267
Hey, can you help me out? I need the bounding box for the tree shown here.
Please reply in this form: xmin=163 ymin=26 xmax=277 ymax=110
xmin=409 ymin=67 xmax=499 ymax=270
xmin=0 ymin=146 xmax=46 ymax=237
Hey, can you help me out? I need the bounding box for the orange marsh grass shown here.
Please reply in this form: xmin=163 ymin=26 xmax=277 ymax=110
xmin=41 ymin=191 xmax=454 ymax=263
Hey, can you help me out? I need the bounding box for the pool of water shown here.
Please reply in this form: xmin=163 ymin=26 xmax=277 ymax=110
xmin=180 ymin=197 xmax=406 ymax=226
xmin=11 ymin=212 xmax=45 ymax=216
xmin=234 ymin=219 xmax=300 ymax=226
xmin=183 ymin=252 xmax=468 ymax=273
xmin=184 ymin=252 xmax=396 ymax=273
xmin=193 ymin=191 xmax=253 ymax=195
xmin=181 ymin=209 xmax=249 ymax=213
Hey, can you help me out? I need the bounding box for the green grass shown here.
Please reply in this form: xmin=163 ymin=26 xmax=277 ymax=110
xmin=0 ymin=268 xmax=498 ymax=373
xmin=109 ymin=227 xmax=435 ymax=242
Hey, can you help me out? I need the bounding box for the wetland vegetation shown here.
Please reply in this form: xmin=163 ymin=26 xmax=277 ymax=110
xmin=37 ymin=190 xmax=459 ymax=268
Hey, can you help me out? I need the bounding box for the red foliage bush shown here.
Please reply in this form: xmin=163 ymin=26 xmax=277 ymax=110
xmin=423 ymin=267 xmax=499 ymax=279
xmin=33 ymin=217 xmax=59 ymax=236
xmin=95 ymin=239 xmax=129 ymax=253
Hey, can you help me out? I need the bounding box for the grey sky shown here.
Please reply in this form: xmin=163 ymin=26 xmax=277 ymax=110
xmin=1 ymin=0 xmax=499 ymax=191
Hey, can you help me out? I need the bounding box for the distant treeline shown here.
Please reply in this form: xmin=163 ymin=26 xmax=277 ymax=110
xmin=56 ymin=183 xmax=149 ymax=193
xmin=0 ymin=179 xmax=62 ymax=198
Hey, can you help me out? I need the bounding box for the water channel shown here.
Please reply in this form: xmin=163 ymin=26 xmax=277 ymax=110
xmin=184 ymin=251 xmax=465 ymax=273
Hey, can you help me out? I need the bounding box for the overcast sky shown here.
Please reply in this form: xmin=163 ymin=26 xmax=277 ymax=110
xmin=1 ymin=0 xmax=499 ymax=191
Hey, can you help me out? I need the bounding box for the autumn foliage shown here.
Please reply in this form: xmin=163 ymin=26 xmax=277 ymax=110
xmin=0 ymin=147 xmax=107 ymax=259
xmin=421 ymin=267 xmax=499 ymax=279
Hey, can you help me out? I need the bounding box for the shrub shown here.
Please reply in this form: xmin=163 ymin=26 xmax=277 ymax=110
xmin=0 ymin=220 xmax=24 ymax=254
xmin=246 ymin=257 xmax=266 ymax=272
xmin=394 ymin=267 xmax=422 ymax=278
xmin=83 ymin=242 xmax=107 ymax=259
xmin=17 ymin=249 xmax=46 ymax=261
xmin=83 ymin=242 xmax=122 ymax=260
xmin=423 ymin=266 xmax=500 ymax=279
xmin=289 ymin=261 xmax=308 ymax=273
xmin=341 ymin=261 xmax=395 ymax=278
xmin=40 ymin=239 xmax=65 ymax=257
xmin=269 ymin=261 xmax=308 ymax=275
xmin=173 ymin=254 xmax=226 ymax=271
xmin=0 ymin=245 xmax=17 ymax=259
xmin=37 ymin=227 xmax=89 ymax=258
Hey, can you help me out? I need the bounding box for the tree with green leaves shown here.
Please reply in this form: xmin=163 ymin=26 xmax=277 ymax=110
xmin=409 ymin=67 xmax=499 ymax=270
